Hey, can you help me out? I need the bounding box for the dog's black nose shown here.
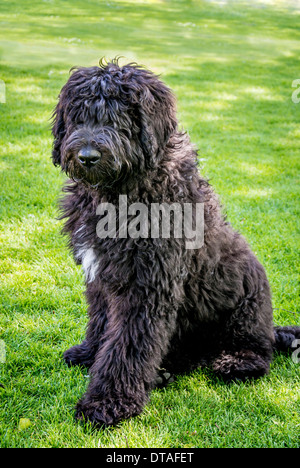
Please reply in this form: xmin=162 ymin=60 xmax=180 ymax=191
xmin=78 ymin=147 xmax=101 ymax=168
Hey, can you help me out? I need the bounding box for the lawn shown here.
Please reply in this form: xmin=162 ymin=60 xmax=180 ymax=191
xmin=0 ymin=0 xmax=299 ymax=448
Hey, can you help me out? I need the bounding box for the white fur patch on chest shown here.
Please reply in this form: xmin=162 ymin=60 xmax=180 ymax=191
xmin=82 ymin=247 xmax=98 ymax=283
xmin=75 ymin=243 xmax=98 ymax=283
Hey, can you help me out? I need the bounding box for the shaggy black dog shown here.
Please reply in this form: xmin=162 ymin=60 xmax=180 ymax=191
xmin=52 ymin=59 xmax=299 ymax=427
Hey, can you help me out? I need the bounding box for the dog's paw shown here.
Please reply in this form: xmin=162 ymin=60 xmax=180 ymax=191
xmin=212 ymin=350 xmax=270 ymax=382
xmin=75 ymin=399 xmax=113 ymax=427
xmin=63 ymin=342 xmax=95 ymax=368
xmin=75 ymin=397 xmax=143 ymax=427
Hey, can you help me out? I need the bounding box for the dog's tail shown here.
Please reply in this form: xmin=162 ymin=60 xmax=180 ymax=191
xmin=273 ymin=326 xmax=300 ymax=353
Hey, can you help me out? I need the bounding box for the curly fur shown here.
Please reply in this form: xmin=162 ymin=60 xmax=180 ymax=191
xmin=51 ymin=59 xmax=300 ymax=427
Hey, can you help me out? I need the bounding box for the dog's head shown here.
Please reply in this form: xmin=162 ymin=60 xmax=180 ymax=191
xmin=52 ymin=59 xmax=177 ymax=187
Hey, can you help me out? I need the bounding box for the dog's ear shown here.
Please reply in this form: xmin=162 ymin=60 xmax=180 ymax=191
xmin=51 ymin=99 xmax=66 ymax=166
xmin=138 ymin=108 xmax=159 ymax=162
xmin=137 ymin=78 xmax=177 ymax=163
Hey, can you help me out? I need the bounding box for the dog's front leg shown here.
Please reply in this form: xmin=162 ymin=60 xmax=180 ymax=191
xmin=75 ymin=290 xmax=178 ymax=427
xmin=63 ymin=293 xmax=108 ymax=369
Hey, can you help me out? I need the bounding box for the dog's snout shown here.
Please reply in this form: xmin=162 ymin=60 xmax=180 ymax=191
xmin=78 ymin=147 xmax=101 ymax=168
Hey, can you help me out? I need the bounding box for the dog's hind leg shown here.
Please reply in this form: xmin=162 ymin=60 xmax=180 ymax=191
xmin=185 ymin=241 xmax=276 ymax=383
xmin=211 ymin=269 xmax=275 ymax=382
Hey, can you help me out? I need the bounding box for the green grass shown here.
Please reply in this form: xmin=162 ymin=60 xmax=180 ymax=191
xmin=0 ymin=0 xmax=299 ymax=448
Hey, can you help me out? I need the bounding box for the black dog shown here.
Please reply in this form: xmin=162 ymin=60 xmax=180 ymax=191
xmin=52 ymin=59 xmax=299 ymax=426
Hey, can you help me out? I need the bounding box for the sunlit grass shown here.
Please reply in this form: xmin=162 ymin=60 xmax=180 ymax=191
xmin=0 ymin=0 xmax=299 ymax=448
